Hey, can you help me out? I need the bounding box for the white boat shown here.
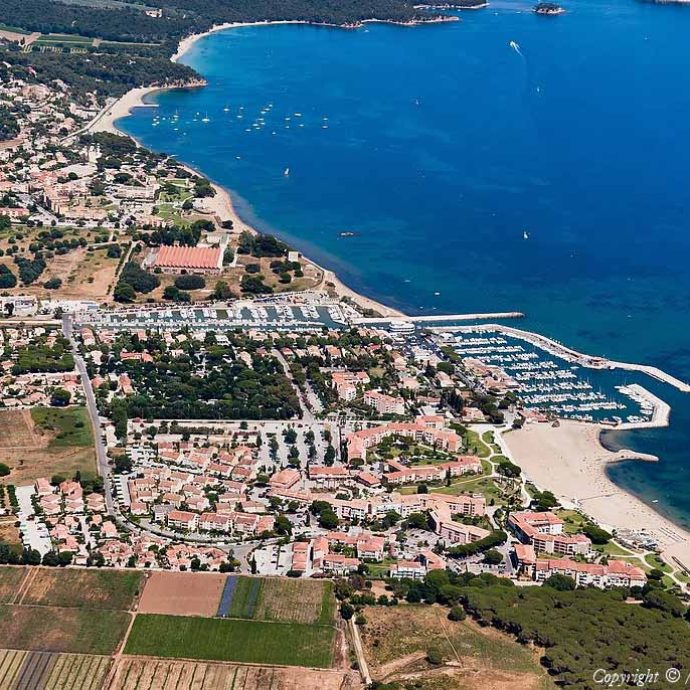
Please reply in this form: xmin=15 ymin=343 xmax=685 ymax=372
xmin=523 ymin=230 xmax=529 ymax=240
xmin=284 ymin=167 xmax=290 ymax=176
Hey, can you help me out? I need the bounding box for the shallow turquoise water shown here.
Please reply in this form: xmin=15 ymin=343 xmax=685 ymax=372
xmin=119 ymin=0 xmax=690 ymax=528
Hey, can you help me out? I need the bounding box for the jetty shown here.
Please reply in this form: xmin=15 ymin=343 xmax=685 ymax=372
xmin=353 ymin=311 xmax=524 ymax=325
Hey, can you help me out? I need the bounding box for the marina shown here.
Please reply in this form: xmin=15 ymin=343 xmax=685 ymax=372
xmin=438 ymin=328 xmax=664 ymax=426
xmin=73 ymin=300 xmax=348 ymax=332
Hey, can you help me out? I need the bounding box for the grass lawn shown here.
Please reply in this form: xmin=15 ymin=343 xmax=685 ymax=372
xmin=556 ymin=509 xmax=590 ymax=535
xmin=434 ymin=476 xmax=503 ymax=504
xmin=464 ymin=430 xmax=491 ymax=458
xmin=23 ymin=568 xmax=143 ymax=610
xmin=644 ymin=553 xmax=672 ymax=573
xmin=0 ymin=605 xmax=130 ymax=654
xmin=365 ymin=556 xmax=397 ymax=579
xmin=31 ymin=407 xmax=93 ymax=448
xmin=594 ymin=540 xmax=634 ymax=557
xmin=125 ymin=615 xmax=334 ymax=667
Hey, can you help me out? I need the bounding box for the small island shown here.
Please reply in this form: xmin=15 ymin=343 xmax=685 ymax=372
xmin=534 ymin=2 xmax=566 ymax=13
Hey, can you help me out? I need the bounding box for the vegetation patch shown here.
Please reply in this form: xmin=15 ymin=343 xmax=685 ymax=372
xmin=30 ymin=407 xmax=94 ymax=448
xmin=0 ymin=567 xmax=27 ymax=604
xmin=22 ymin=568 xmax=143 ymax=610
xmin=228 ymin=576 xmax=263 ymax=619
xmin=361 ymin=604 xmax=549 ymax=690
xmin=253 ymin=578 xmax=334 ymax=625
xmin=0 ymin=605 xmax=130 ymax=655
xmin=0 ymin=409 xmax=95 ymax=485
xmin=460 ymin=581 xmax=690 ymax=687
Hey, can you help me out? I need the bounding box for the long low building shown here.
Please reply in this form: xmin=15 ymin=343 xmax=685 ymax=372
xmin=267 ymin=487 xmax=486 ymax=521
xmin=150 ymin=244 xmax=223 ymax=274
xmin=383 ymin=456 xmax=482 ymax=486
xmin=534 ymin=558 xmax=646 ymax=589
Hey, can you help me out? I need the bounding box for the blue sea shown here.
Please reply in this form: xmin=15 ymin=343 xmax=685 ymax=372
xmin=118 ymin=0 xmax=690 ymax=528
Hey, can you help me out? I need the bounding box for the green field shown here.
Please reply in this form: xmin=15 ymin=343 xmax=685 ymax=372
xmin=22 ymin=568 xmax=143 ymax=610
xmin=125 ymin=615 xmax=334 ymax=667
xmin=0 ymin=605 xmax=129 ymax=655
xmin=31 ymin=407 xmax=94 ymax=448
xmin=464 ymin=430 xmax=492 ymax=458
xmin=228 ymin=576 xmax=262 ymax=619
xmin=225 ymin=577 xmax=334 ymax=625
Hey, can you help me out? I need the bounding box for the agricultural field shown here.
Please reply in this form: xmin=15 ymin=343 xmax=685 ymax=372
xmin=0 ymin=605 xmax=130 ymax=655
xmin=226 ymin=576 xmax=262 ymax=619
xmin=218 ymin=576 xmax=334 ymax=625
xmin=0 ymin=408 xmax=95 ymax=485
xmin=21 ymin=568 xmax=143 ymax=610
xmin=138 ymin=572 xmax=226 ymax=616
xmin=125 ymin=615 xmax=335 ymax=668
xmin=361 ymin=605 xmax=552 ymax=690
xmin=0 ymin=649 xmax=110 ymax=690
xmin=0 ymin=568 xmax=28 ymax=604
xmin=254 ymin=578 xmax=334 ymax=625
xmin=109 ymin=657 xmax=350 ymax=690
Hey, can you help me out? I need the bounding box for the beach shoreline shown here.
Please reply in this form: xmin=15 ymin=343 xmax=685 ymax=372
xmin=502 ymin=420 xmax=690 ymax=571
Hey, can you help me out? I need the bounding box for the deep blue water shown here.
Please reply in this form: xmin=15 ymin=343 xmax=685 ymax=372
xmin=118 ymin=0 xmax=690 ymax=528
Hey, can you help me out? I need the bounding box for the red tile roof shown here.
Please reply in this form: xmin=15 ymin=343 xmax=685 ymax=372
xmin=154 ymin=245 xmax=221 ymax=270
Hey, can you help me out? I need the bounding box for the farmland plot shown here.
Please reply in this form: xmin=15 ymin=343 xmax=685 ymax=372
xmin=227 ymin=577 xmax=262 ymax=619
xmin=110 ymin=657 xmax=349 ymax=690
xmin=124 ymin=615 xmax=335 ymax=668
xmin=0 ymin=649 xmax=110 ymax=690
xmin=0 ymin=605 xmax=130 ymax=654
xmin=22 ymin=568 xmax=143 ymax=610
xmin=254 ymin=578 xmax=333 ymax=625
xmin=138 ymin=572 xmax=226 ymax=616
xmin=0 ymin=567 xmax=28 ymax=604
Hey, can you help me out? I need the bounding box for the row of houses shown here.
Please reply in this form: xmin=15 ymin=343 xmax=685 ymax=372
xmin=514 ymin=544 xmax=646 ymax=588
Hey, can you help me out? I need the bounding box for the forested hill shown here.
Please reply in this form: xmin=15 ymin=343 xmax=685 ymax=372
xmin=0 ymin=0 xmax=434 ymax=101
xmin=1 ymin=0 xmax=425 ymax=45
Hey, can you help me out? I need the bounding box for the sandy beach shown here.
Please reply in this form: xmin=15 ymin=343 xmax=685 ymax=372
xmin=503 ymin=421 xmax=690 ymax=569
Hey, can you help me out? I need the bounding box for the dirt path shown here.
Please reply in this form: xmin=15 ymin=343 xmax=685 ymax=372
xmin=12 ymin=567 xmax=36 ymax=606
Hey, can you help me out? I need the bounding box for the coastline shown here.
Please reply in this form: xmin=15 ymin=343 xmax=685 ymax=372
xmin=503 ymin=421 xmax=690 ymax=570
xmin=85 ymin=23 xmax=405 ymax=318
xmin=84 ymin=15 xmax=687 ymax=565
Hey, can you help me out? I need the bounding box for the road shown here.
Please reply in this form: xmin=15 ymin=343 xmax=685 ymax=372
xmin=73 ymin=350 xmax=116 ymax=515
